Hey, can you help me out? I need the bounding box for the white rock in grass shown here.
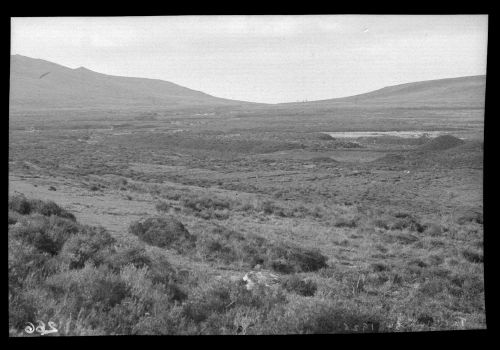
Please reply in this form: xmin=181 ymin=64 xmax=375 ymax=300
xmin=243 ymin=271 xmax=281 ymax=291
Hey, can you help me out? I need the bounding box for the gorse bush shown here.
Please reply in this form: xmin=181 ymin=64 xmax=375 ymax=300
xmin=180 ymin=196 xmax=232 ymax=220
xmin=196 ymin=225 xmax=329 ymax=273
xmin=281 ymin=275 xmax=318 ymax=296
xmin=461 ymin=248 xmax=483 ymax=264
xmin=9 ymin=195 xmax=32 ymax=215
xmin=59 ymin=226 xmax=116 ymax=269
xmin=317 ymin=133 xmax=334 ymax=141
xmin=105 ymin=244 xmax=152 ymax=271
xmin=256 ymin=297 xmax=382 ymax=334
xmin=45 ymin=264 xmax=130 ymax=313
xmin=267 ymin=242 xmax=328 ymax=273
xmin=8 ymin=237 xmax=55 ymax=290
xmin=456 ymin=210 xmax=483 ymax=225
xmin=129 ymin=216 xmax=196 ymax=252
xmin=254 ymin=199 xmax=320 ymax=218
xmin=9 ymin=195 xmax=76 ymax=221
xmin=34 ymin=200 xmax=76 ymax=221
xmin=334 ymin=217 xmax=358 ymax=228
xmin=8 ymin=210 xmax=22 ymax=225
xmin=10 ymin=214 xmax=82 ymax=256
xmin=181 ymin=278 xmax=288 ymax=333
xmin=182 ymin=196 xmax=232 ymax=212
xmin=155 ymin=201 xmax=171 ymax=213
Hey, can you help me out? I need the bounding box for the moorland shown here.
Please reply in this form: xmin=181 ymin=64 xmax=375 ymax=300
xmin=8 ymin=55 xmax=485 ymax=335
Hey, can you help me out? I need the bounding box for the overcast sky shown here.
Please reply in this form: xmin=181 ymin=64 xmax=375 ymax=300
xmin=11 ymin=15 xmax=488 ymax=103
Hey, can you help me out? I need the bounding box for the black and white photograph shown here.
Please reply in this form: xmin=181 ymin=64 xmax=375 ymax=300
xmin=8 ymin=15 xmax=487 ymax=335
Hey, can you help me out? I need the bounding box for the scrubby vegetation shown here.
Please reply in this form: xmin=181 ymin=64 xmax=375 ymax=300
xmin=8 ymin=196 xmax=384 ymax=335
xmin=8 ymin=106 xmax=485 ymax=334
xmin=10 ymin=193 xmax=485 ymax=336
xmin=9 ymin=194 xmax=76 ymax=221
xmin=195 ymin=225 xmax=329 ymax=273
xmin=281 ymin=275 xmax=318 ymax=296
xmin=129 ymin=216 xmax=196 ymax=252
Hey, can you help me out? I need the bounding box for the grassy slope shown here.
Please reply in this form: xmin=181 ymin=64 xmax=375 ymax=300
xmin=280 ymin=75 xmax=486 ymax=109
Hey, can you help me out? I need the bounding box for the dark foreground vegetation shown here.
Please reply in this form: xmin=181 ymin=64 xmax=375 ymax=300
xmin=9 ymin=195 xmax=385 ymax=335
xmin=9 ymin=193 xmax=485 ymax=335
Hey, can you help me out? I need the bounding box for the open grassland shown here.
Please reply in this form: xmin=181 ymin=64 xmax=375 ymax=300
xmin=8 ymin=105 xmax=484 ymax=334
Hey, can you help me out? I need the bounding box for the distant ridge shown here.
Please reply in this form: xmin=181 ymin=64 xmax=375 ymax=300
xmin=10 ymin=55 xmax=486 ymax=111
xmin=9 ymin=55 xmax=254 ymax=111
xmin=280 ymin=75 xmax=486 ymax=109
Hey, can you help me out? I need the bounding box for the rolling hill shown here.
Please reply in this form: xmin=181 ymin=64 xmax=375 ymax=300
xmin=282 ymin=75 xmax=486 ymax=109
xmin=10 ymin=55 xmax=486 ymax=111
xmin=9 ymin=55 xmax=252 ymax=111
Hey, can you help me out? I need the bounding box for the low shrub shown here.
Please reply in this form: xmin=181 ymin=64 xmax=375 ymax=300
xmin=311 ymin=156 xmax=337 ymax=163
xmin=334 ymin=217 xmax=357 ymax=228
xmin=8 ymin=195 xmax=32 ymax=215
xmin=9 ymin=292 xmax=38 ymax=330
xmin=428 ymin=254 xmax=445 ymax=266
xmin=197 ymin=234 xmax=240 ymax=264
xmin=30 ymin=199 xmax=76 ymax=221
xmin=182 ymin=279 xmax=287 ymax=326
xmin=422 ymin=266 xmax=450 ymax=279
xmin=8 ymin=195 xmax=76 ymax=221
xmin=182 ymin=196 xmax=232 ymax=212
xmin=45 ymin=264 xmax=130 ymax=313
xmin=449 ymin=273 xmax=484 ymax=301
xmin=8 ymin=237 xmax=54 ymax=289
xmin=390 ymin=215 xmax=424 ymax=232
xmin=317 ymin=133 xmax=334 ymax=141
xmin=266 ymin=242 xmax=329 ymax=273
xmin=10 ymin=214 xmax=60 ymax=255
xmin=8 ymin=210 xmax=22 ymax=225
xmin=155 ymin=201 xmax=171 ymax=213
xmin=281 ymin=275 xmax=317 ymax=296
xmin=371 ymin=263 xmax=390 ymax=272
xmin=105 ymin=244 xmax=152 ymax=271
xmin=392 ymin=232 xmax=420 ymax=245
xmin=129 ymin=216 xmax=196 ymax=252
xmin=262 ymin=298 xmax=382 ymax=334
xmin=44 ymin=216 xmax=82 ymax=251
xmin=422 ymin=222 xmax=444 ymax=236
xmin=196 ymin=226 xmax=328 ymax=273
xmin=59 ymin=226 xmax=116 ymax=269
xmin=462 ymin=249 xmax=483 ymax=264
xmin=255 ymin=200 xmax=317 ymax=218
xmin=419 ymin=278 xmax=446 ymax=297
xmin=416 ymin=314 xmax=434 ymax=326
xmin=373 ymin=218 xmax=390 ymax=230
xmin=408 ymin=259 xmax=428 ymax=269
xmin=456 ymin=210 xmax=483 ymax=225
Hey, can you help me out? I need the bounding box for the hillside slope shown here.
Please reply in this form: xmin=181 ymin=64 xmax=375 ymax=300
xmin=284 ymin=75 xmax=486 ymax=109
xmin=9 ymin=55 xmax=251 ymax=111
xmin=10 ymin=55 xmax=486 ymax=111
